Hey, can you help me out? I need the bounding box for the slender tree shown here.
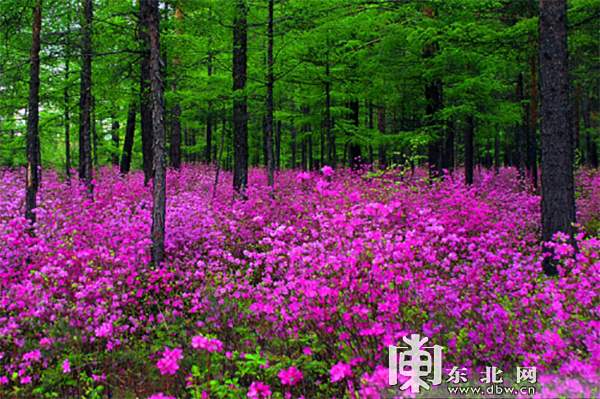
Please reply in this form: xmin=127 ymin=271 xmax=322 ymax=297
xmin=79 ymin=0 xmax=94 ymax=196
xmin=25 ymin=0 xmax=42 ymax=228
xmin=265 ymin=0 xmax=275 ymax=187
xmin=64 ymin=50 xmax=71 ymax=180
xmin=140 ymin=0 xmax=154 ymax=184
xmin=111 ymin=118 xmax=120 ymax=166
xmin=465 ymin=115 xmax=474 ymax=186
xmin=539 ymin=0 xmax=576 ymax=276
xmin=120 ymin=101 xmax=137 ymax=174
xmin=144 ymin=0 xmax=168 ymax=265
xmin=232 ymin=0 xmax=248 ymax=194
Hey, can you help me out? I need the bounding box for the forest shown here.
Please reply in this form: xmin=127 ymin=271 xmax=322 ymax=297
xmin=0 ymin=0 xmax=599 ymax=398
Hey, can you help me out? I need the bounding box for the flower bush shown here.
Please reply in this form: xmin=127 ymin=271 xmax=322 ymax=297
xmin=0 ymin=165 xmax=598 ymax=398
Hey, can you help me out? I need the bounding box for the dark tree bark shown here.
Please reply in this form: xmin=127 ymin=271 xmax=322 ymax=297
xmin=264 ymin=0 xmax=275 ymax=186
xmin=205 ymin=56 xmax=213 ymax=163
xmin=443 ymin=119 xmax=455 ymax=172
xmin=262 ymin=115 xmax=268 ymax=167
xmin=465 ymin=115 xmax=474 ymax=186
xmin=92 ymin=96 xmax=98 ymax=168
xmin=423 ymin=6 xmax=442 ymax=179
xmin=516 ymin=73 xmax=526 ymax=175
xmin=308 ymin=134 xmax=313 ymax=171
xmin=275 ymin=120 xmax=282 ymax=170
xmin=64 ymin=54 xmax=71 ymax=179
xmin=348 ymin=100 xmax=362 ymax=170
xmin=377 ymin=105 xmax=387 ymax=168
xmin=146 ymin=0 xmax=167 ymax=266
xmin=232 ymin=0 xmax=248 ymax=194
xmin=140 ymin=0 xmax=154 ymax=184
xmin=325 ymin=59 xmax=333 ymax=167
xmin=539 ymin=0 xmax=576 ymax=276
xmin=290 ymin=114 xmax=297 ymax=169
xmin=120 ymin=101 xmax=136 ymax=174
xmin=584 ymin=89 xmax=598 ymax=168
xmin=79 ymin=0 xmax=93 ymax=196
xmin=25 ymin=0 xmax=42 ymax=228
xmin=170 ymin=103 xmax=181 ymax=169
xmin=111 ymin=118 xmax=120 ymax=166
xmin=494 ymin=128 xmax=500 ymax=172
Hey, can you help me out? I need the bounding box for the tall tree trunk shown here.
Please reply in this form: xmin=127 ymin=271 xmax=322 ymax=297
xmin=92 ymin=96 xmax=98 ymax=168
xmin=583 ymin=89 xmax=594 ymax=167
xmin=232 ymin=0 xmax=248 ymax=194
xmin=516 ymin=73 xmax=526 ymax=175
xmin=539 ymin=0 xmax=576 ymax=276
xmin=290 ymin=119 xmax=297 ymax=169
xmin=111 ymin=118 xmax=120 ymax=166
xmin=348 ymin=100 xmax=362 ymax=170
xmin=494 ymin=128 xmax=500 ymax=172
xmin=205 ymin=55 xmax=213 ymax=163
xmin=120 ymin=101 xmax=136 ymax=174
xmin=146 ymin=0 xmax=167 ymax=266
xmin=377 ymin=105 xmax=387 ymax=168
xmin=140 ymin=0 xmax=153 ymax=184
xmin=25 ymin=0 xmax=42 ymax=228
xmin=325 ymin=56 xmax=333 ymax=167
xmin=465 ymin=115 xmax=474 ymax=186
xmin=275 ymin=120 xmax=281 ymax=170
xmin=79 ymin=0 xmax=93 ymax=196
xmin=264 ymin=0 xmax=275 ymax=186
xmin=308 ymin=134 xmax=313 ymax=170
xmin=444 ymin=119 xmax=455 ymax=172
xmin=574 ymin=82 xmax=581 ymax=163
xmin=65 ymin=54 xmax=71 ymax=179
xmin=423 ymin=6 xmax=442 ymax=179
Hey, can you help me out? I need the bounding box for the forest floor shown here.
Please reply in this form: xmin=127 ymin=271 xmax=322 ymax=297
xmin=0 ymin=165 xmax=599 ymax=398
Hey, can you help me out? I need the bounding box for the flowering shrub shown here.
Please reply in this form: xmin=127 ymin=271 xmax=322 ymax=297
xmin=0 ymin=165 xmax=598 ymax=398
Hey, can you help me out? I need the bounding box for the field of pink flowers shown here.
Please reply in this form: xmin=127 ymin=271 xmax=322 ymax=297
xmin=0 ymin=165 xmax=599 ymax=398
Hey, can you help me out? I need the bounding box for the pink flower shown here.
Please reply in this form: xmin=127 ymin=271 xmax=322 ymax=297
xmin=330 ymin=361 xmax=352 ymax=382
xmin=191 ymin=335 xmax=223 ymax=353
xmin=192 ymin=335 xmax=210 ymax=349
xmin=296 ymin=172 xmax=311 ymax=182
xmin=278 ymin=366 xmax=303 ymax=386
xmin=156 ymin=347 xmax=183 ymax=375
xmin=147 ymin=394 xmax=176 ymax=399
xmin=20 ymin=375 xmax=32 ymax=384
xmin=62 ymin=359 xmax=71 ymax=373
xmin=248 ymin=381 xmax=272 ymax=398
xmin=321 ymin=165 xmax=333 ymax=176
xmin=303 ymin=347 xmax=312 ymax=356
xmin=0 ymin=376 xmax=8 ymax=384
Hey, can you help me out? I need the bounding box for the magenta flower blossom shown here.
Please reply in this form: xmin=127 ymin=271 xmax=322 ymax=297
xmin=321 ymin=165 xmax=333 ymax=176
xmin=247 ymin=381 xmax=272 ymax=398
xmin=278 ymin=366 xmax=303 ymax=386
xmin=156 ymin=347 xmax=183 ymax=375
xmin=147 ymin=394 xmax=176 ymax=399
xmin=191 ymin=335 xmax=223 ymax=353
xmin=303 ymin=347 xmax=312 ymax=356
xmin=330 ymin=361 xmax=352 ymax=382
xmin=62 ymin=359 xmax=71 ymax=373
xmin=0 ymin=376 xmax=8 ymax=384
